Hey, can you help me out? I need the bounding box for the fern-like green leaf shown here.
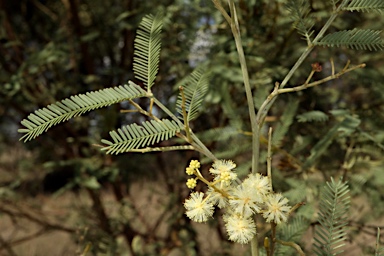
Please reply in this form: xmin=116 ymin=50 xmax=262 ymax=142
xmin=276 ymin=216 xmax=310 ymax=255
xmin=101 ymin=119 xmax=182 ymax=155
xmin=297 ymin=110 xmax=328 ymax=123
xmin=303 ymin=114 xmax=360 ymax=169
xmin=283 ymin=179 xmax=308 ymax=202
xmin=331 ymin=0 xmax=341 ymax=8
xmin=343 ymin=0 xmax=384 ymax=13
xmin=282 ymin=216 xmax=310 ymax=242
xmin=285 ymin=0 xmax=314 ymax=39
xmin=18 ymin=81 xmax=147 ymax=142
xmin=176 ymin=68 xmax=210 ymax=122
xmin=315 ymin=29 xmax=384 ymax=51
xmin=359 ymin=128 xmax=384 ymax=151
xmin=196 ymin=126 xmax=240 ymax=143
xmin=313 ymin=178 xmax=350 ymax=256
xmin=133 ymin=12 xmax=163 ymax=90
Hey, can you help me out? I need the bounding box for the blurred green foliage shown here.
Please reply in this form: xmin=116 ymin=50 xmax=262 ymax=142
xmin=1 ymin=0 xmax=384 ymax=255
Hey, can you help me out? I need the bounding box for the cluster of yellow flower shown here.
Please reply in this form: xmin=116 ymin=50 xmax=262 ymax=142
xmin=184 ymin=159 xmax=291 ymax=244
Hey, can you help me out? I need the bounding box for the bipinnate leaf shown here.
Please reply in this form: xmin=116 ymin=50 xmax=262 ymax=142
xmin=278 ymin=216 xmax=310 ymax=243
xmin=303 ymin=113 xmax=360 ymax=169
xmin=343 ymin=0 xmax=384 ymax=13
xmin=18 ymin=82 xmax=147 ymax=142
xmin=101 ymin=119 xmax=182 ymax=155
xmin=176 ymin=68 xmax=210 ymax=122
xmin=196 ymin=126 xmax=240 ymax=143
xmin=276 ymin=216 xmax=310 ymax=255
xmin=315 ymin=29 xmax=384 ymax=51
xmin=133 ymin=12 xmax=163 ymax=90
xmin=313 ymin=178 xmax=350 ymax=256
xmin=297 ymin=110 xmax=328 ymax=123
xmin=330 ymin=0 xmax=341 ymax=8
xmin=285 ymin=0 xmax=314 ymax=39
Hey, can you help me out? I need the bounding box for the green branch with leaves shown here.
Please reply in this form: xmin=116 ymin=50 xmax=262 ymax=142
xmin=16 ymin=0 xmax=384 ymax=255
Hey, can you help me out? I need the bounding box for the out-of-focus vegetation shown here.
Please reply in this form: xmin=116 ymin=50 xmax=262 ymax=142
xmin=1 ymin=0 xmax=384 ymax=255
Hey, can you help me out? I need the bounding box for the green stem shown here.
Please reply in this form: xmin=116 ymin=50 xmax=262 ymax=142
xmin=179 ymin=86 xmax=192 ymax=142
xmin=251 ymin=234 xmax=259 ymax=256
xmin=227 ymin=1 xmax=258 ymax=174
xmin=276 ymin=240 xmax=305 ymax=256
xmin=127 ymin=145 xmax=195 ymax=153
xmin=267 ymin=127 xmax=273 ymax=188
xmin=152 ymin=97 xmax=217 ymax=161
xmin=226 ymin=1 xmax=259 ymax=255
xmin=270 ymin=222 xmax=277 ymax=255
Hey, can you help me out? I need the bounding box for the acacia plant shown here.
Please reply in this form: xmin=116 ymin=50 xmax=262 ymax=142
xmin=18 ymin=0 xmax=384 ymax=255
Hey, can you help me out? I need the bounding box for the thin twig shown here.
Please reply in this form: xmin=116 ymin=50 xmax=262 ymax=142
xmin=276 ymin=239 xmax=306 ymax=256
xmin=331 ymin=58 xmax=335 ymax=75
xmin=343 ymin=59 xmax=351 ymax=72
xmin=128 ymin=99 xmax=161 ymax=122
xmin=120 ymin=109 xmax=139 ymax=113
xmin=126 ymin=145 xmax=195 ymax=153
xmin=376 ymin=228 xmax=381 ymax=255
xmin=211 ymin=0 xmax=232 ymax=24
xmin=277 ymin=63 xmax=365 ymax=94
xmin=304 ymin=69 xmax=316 ymax=85
xmin=267 ymin=127 xmax=273 ymax=188
xmin=288 ymin=202 xmax=306 ymax=216
xmin=179 ymin=86 xmax=192 ymax=142
xmin=149 ymin=98 xmax=154 ymax=115
xmin=270 ymin=222 xmax=277 ymax=255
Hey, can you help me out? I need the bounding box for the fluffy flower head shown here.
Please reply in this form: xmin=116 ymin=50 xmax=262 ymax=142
xmin=229 ymin=185 xmax=262 ymax=217
xmin=210 ymin=160 xmax=237 ymax=184
xmin=262 ymin=193 xmax=291 ymax=224
xmin=206 ymin=185 xmax=230 ymax=209
xmin=224 ymin=214 xmax=256 ymax=244
xmin=184 ymin=192 xmax=214 ymax=222
xmin=243 ymin=173 xmax=271 ymax=197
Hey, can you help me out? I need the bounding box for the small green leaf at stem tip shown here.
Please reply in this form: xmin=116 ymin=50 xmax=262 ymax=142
xmin=17 ymin=129 xmax=29 ymax=133
xmin=101 ymin=139 xmax=113 ymax=146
